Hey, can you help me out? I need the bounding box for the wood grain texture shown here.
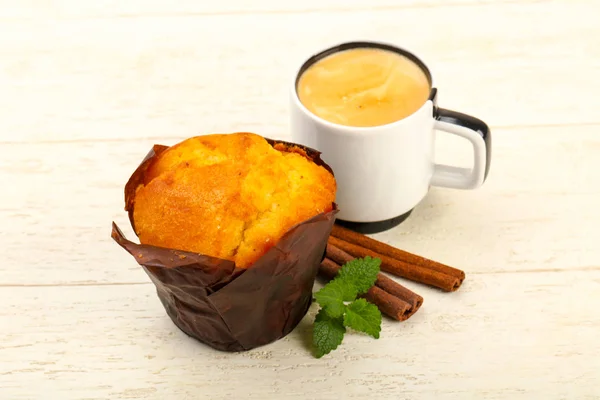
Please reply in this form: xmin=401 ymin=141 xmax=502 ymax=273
xmin=1 ymin=272 xmax=599 ymax=399
xmin=0 ymin=0 xmax=529 ymax=19
xmin=2 ymin=0 xmax=600 ymax=398
xmin=2 ymin=126 xmax=598 ymax=285
xmin=1 ymin=0 xmax=599 ymax=144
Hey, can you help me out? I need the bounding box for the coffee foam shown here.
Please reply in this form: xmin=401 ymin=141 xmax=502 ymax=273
xmin=297 ymin=48 xmax=431 ymax=127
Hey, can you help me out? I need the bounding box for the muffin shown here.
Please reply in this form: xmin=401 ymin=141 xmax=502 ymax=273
xmin=130 ymin=132 xmax=336 ymax=268
xmin=112 ymin=132 xmax=338 ymax=352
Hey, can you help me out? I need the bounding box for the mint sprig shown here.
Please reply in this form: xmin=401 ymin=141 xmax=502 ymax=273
xmin=312 ymin=256 xmax=382 ymax=358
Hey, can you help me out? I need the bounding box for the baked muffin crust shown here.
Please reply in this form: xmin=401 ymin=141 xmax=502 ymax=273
xmin=132 ymin=132 xmax=336 ymax=268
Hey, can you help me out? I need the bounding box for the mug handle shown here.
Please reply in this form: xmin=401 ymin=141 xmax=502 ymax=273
xmin=430 ymin=108 xmax=492 ymax=189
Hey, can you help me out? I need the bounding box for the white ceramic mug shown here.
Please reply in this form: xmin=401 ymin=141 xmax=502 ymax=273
xmin=290 ymin=41 xmax=491 ymax=234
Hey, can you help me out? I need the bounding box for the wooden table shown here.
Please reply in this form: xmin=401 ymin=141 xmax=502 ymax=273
xmin=2 ymin=1 xmax=599 ymax=398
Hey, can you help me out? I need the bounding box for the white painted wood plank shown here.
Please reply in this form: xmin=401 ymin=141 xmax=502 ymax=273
xmin=0 ymin=0 xmax=540 ymax=20
xmin=1 ymin=270 xmax=599 ymax=399
xmin=1 ymin=126 xmax=599 ymax=285
xmin=1 ymin=0 xmax=599 ymax=143
xmin=1 ymin=1 xmax=598 ymax=398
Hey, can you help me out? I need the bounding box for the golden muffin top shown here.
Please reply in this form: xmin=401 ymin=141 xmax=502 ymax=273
xmin=131 ymin=132 xmax=336 ymax=268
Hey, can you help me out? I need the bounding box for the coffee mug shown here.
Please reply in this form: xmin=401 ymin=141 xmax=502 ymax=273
xmin=289 ymin=41 xmax=491 ymax=234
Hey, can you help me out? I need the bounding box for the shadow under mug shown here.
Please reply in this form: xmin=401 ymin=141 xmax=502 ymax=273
xmin=289 ymin=41 xmax=492 ymax=234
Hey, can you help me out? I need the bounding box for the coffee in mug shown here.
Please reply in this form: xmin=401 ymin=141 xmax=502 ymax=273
xmin=297 ymin=48 xmax=430 ymax=127
xmin=290 ymin=41 xmax=492 ymax=234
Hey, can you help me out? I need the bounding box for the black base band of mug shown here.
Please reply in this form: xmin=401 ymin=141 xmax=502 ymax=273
xmin=335 ymin=209 xmax=413 ymax=235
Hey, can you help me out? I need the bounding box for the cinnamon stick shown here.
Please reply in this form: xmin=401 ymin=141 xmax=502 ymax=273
xmin=326 ymin=244 xmax=423 ymax=311
xmin=319 ymin=258 xmax=418 ymax=321
xmin=331 ymin=224 xmax=465 ymax=278
xmin=328 ymin=235 xmax=464 ymax=292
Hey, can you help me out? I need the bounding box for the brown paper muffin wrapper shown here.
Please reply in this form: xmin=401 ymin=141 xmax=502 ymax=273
xmin=111 ymin=137 xmax=338 ymax=352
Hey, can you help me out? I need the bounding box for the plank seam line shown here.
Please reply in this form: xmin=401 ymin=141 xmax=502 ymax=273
xmin=2 ymin=266 xmax=598 ymax=287
xmin=0 ymin=0 xmax=549 ymax=22
xmin=1 ymin=121 xmax=599 ymax=146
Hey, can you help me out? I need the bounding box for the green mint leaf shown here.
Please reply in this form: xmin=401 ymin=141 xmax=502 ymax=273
xmin=338 ymin=256 xmax=381 ymax=294
xmin=313 ymin=308 xmax=346 ymax=358
xmin=314 ymin=278 xmax=356 ymax=317
xmin=343 ymin=298 xmax=382 ymax=339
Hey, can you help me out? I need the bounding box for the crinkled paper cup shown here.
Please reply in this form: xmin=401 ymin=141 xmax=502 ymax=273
xmin=111 ymin=138 xmax=338 ymax=352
